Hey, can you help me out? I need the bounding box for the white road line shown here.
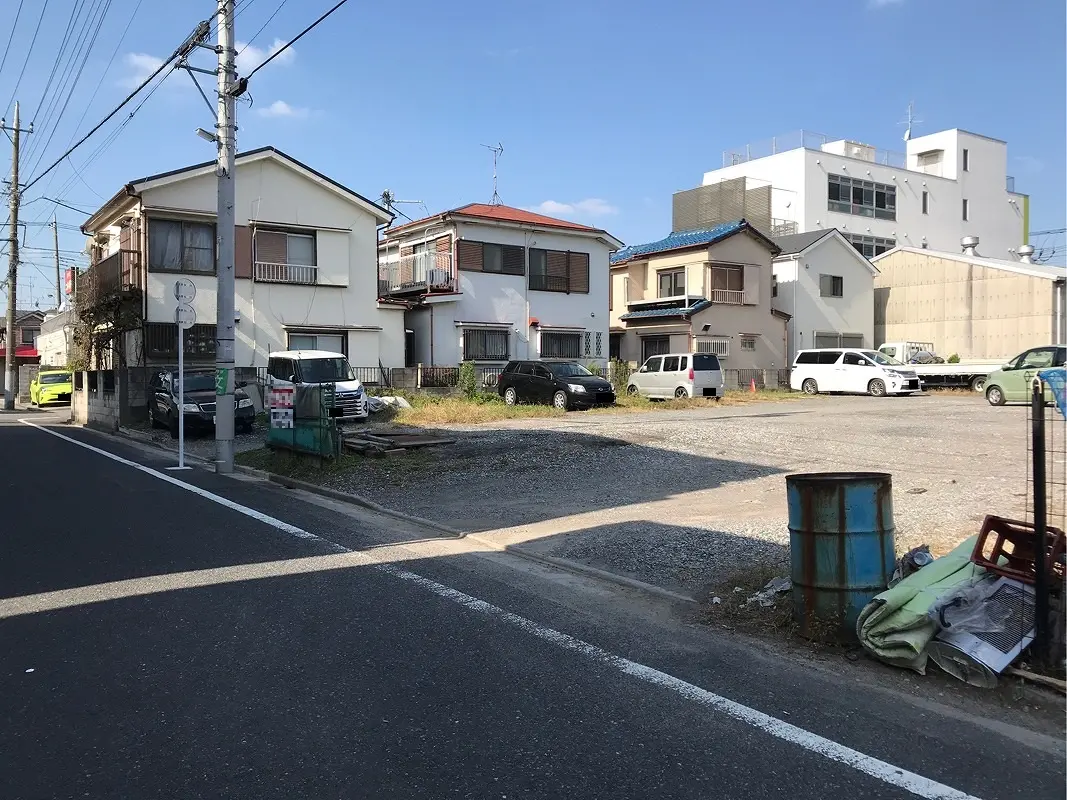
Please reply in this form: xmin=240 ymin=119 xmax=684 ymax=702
xmin=20 ymin=418 xmax=983 ymax=800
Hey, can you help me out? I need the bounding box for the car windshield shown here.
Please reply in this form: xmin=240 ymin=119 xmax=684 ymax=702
xmin=864 ymin=351 xmax=902 ymax=366
xmin=40 ymin=372 xmax=70 ymax=385
xmin=299 ymin=357 xmax=356 ymax=383
xmin=174 ymin=373 xmax=216 ymax=392
xmin=548 ymin=362 xmax=593 ymax=378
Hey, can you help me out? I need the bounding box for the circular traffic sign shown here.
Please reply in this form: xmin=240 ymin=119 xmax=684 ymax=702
xmin=174 ymin=278 xmax=197 ymax=303
xmin=175 ymin=303 xmax=197 ymax=330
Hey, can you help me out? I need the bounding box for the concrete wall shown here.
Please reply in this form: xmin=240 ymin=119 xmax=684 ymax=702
xmin=873 ymin=249 xmax=1058 ymax=359
xmin=71 ymin=372 xmax=122 ymax=431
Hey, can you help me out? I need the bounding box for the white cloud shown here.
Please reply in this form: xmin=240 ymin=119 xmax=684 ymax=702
xmin=236 ymin=38 xmax=294 ymax=75
xmin=119 ymin=52 xmax=164 ymax=88
xmin=868 ymin=0 xmax=905 ymax=7
xmin=255 ymin=100 xmax=309 ymax=119
xmin=529 ymin=198 xmax=619 ymax=218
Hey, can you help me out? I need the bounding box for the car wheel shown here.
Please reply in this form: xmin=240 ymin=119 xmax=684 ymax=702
xmin=986 ymin=385 xmax=1006 ymax=407
xmin=552 ymin=390 xmax=569 ymax=411
xmin=868 ymin=379 xmax=887 ymax=397
xmin=674 ymin=386 xmax=689 ymax=399
xmin=801 ymin=378 xmax=819 ymax=395
xmin=168 ymin=413 xmax=179 ymax=439
xmin=626 ymin=384 xmax=639 ymax=396
xmin=970 ymin=376 xmax=986 ymax=393
xmin=504 ymin=387 xmax=518 ymax=406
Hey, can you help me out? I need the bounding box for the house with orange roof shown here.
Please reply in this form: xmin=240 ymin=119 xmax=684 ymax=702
xmin=378 ymin=204 xmax=624 ymax=371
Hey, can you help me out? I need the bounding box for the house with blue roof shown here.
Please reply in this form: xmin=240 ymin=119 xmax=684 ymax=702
xmin=608 ymin=220 xmax=790 ymax=369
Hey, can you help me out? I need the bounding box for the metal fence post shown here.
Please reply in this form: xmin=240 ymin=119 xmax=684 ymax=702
xmin=1031 ymin=378 xmax=1049 ymax=665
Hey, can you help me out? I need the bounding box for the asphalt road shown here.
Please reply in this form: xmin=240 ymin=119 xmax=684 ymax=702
xmin=1 ymin=411 xmax=1063 ymax=799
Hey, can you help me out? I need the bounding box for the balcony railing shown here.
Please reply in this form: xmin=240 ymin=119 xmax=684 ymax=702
xmin=710 ymin=289 xmax=746 ymax=305
xmin=770 ymin=219 xmax=797 ymax=236
xmin=695 ymin=337 xmax=730 ymax=357
xmin=379 ymin=252 xmax=454 ymax=296
xmin=80 ymin=249 xmax=142 ymax=304
xmin=254 ymin=261 xmax=318 ymax=284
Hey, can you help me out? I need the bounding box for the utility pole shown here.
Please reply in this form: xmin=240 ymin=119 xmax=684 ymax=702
xmin=52 ymin=214 xmax=61 ymax=308
xmin=214 ymin=0 xmax=237 ymax=472
xmin=2 ymin=103 xmax=31 ymax=410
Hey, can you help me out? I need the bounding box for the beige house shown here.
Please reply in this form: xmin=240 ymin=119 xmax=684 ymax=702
xmin=609 ymin=220 xmax=789 ymax=369
xmin=871 ymin=241 xmax=1066 ymax=360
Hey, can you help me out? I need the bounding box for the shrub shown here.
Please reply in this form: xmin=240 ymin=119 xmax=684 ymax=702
xmin=586 ymin=361 xmax=604 ymax=377
xmin=457 ymin=360 xmax=478 ymax=400
xmin=609 ymin=358 xmax=632 ymax=394
xmin=947 ymin=353 xmax=960 ymax=363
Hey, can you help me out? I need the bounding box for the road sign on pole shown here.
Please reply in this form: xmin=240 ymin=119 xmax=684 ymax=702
xmin=168 ymin=279 xmax=197 ymax=471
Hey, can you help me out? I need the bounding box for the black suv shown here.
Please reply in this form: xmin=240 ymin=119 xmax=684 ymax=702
xmin=148 ymin=369 xmax=256 ymax=437
xmin=497 ymin=360 xmax=615 ymax=410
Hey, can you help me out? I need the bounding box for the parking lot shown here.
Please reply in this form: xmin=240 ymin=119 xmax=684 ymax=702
xmin=321 ymin=393 xmax=1044 ymax=597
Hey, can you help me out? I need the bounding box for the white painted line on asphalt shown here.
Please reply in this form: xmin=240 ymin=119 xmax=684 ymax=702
xmin=20 ymin=418 xmax=983 ymax=800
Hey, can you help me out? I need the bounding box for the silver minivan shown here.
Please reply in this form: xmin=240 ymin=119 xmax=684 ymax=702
xmin=626 ymin=352 xmax=725 ymax=399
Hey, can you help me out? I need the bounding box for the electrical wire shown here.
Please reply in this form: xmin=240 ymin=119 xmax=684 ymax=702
xmin=27 ymin=0 xmax=88 ymax=124
xmin=243 ymin=0 xmax=348 ymax=82
xmin=3 ymin=0 xmax=49 ymax=116
xmin=237 ymin=0 xmax=291 ymax=59
xmin=0 ymin=0 xmax=26 ymax=80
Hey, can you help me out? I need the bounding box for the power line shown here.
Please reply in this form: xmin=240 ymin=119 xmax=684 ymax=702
xmin=243 ymin=0 xmax=348 ymax=82
xmin=0 ymin=0 xmax=26 ymax=80
xmin=237 ymin=0 xmax=291 ymax=58
xmin=28 ymin=0 xmax=85 ymax=122
xmin=21 ymin=19 xmax=211 ymax=194
xmin=40 ymin=197 xmax=94 ymax=216
xmin=3 ymin=0 xmax=49 ymax=116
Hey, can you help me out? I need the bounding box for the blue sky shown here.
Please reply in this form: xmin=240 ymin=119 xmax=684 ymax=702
xmin=1 ymin=0 xmax=1064 ymax=308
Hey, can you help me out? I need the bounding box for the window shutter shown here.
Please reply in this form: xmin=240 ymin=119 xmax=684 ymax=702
xmin=434 ymin=236 xmax=450 ymax=254
xmin=742 ymin=264 xmax=760 ymax=305
xmin=235 ymin=225 xmax=252 ymax=278
xmin=502 ymin=244 xmax=525 ymax=275
xmin=457 ymin=240 xmax=483 ymax=271
xmin=546 ymin=250 xmax=568 ymax=290
xmin=256 ymin=231 xmax=287 ymax=264
xmin=568 ymin=252 xmax=590 ymax=293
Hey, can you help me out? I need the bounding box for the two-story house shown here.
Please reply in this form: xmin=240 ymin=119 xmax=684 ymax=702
xmin=609 ymin=220 xmax=789 ymax=369
xmin=79 ymin=147 xmax=401 ymax=378
xmin=378 ymin=204 xmax=623 ymax=369
xmin=0 ymin=308 xmax=44 ymax=360
xmin=771 ymin=228 xmax=878 ymax=361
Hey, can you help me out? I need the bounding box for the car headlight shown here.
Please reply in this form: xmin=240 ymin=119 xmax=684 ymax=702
xmin=182 ymin=403 xmax=200 ymax=412
xmin=237 ymin=398 xmax=253 ymax=408
xmin=567 ymin=384 xmax=587 ymax=393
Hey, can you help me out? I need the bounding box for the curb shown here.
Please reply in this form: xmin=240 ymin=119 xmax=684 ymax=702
xmin=253 ymin=471 xmax=696 ymax=606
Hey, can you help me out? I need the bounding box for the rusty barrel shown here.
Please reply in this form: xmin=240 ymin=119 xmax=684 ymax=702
xmin=786 ymin=472 xmax=895 ymax=641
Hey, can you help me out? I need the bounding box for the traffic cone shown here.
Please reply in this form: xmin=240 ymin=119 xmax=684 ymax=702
xmin=750 ymin=378 xmax=757 ymax=394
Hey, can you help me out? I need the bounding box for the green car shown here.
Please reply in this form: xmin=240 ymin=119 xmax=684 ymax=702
xmin=984 ymin=346 xmax=1066 ymax=406
xmin=30 ymin=369 xmax=73 ymax=405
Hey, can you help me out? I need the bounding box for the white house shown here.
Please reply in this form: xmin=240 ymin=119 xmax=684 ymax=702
xmin=378 ymin=204 xmax=623 ymax=368
xmin=771 ymin=229 xmax=877 ymax=360
xmin=80 ymin=147 xmax=402 ymax=376
xmin=703 ymin=128 xmax=1029 ymax=262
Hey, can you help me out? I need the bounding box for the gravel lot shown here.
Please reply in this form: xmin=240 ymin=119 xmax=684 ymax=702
xmin=126 ymin=418 xmax=267 ymax=459
xmin=320 ymin=393 xmax=1046 ymax=597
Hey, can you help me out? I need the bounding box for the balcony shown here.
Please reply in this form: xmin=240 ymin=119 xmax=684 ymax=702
xmin=81 ymin=249 xmax=142 ymax=303
xmin=254 ymin=261 xmax=318 ymax=284
xmin=710 ymin=289 xmax=746 ymax=305
xmin=379 ymin=251 xmax=455 ymax=296
xmin=770 ymin=218 xmax=797 ymax=236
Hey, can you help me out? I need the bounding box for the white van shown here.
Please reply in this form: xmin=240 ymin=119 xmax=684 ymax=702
xmin=790 ymin=348 xmax=920 ymax=397
xmin=267 ymin=350 xmax=369 ymax=420
xmin=626 ymin=353 xmax=725 ymax=399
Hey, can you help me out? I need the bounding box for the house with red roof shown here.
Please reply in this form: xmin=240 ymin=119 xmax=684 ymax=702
xmin=378 ymin=204 xmax=623 ymax=370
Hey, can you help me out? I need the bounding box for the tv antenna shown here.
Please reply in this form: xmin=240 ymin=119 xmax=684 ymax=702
xmin=899 ymin=101 xmax=922 ymax=142
xmin=379 ymin=190 xmax=428 ymax=223
xmin=482 ymin=142 xmax=503 ymax=205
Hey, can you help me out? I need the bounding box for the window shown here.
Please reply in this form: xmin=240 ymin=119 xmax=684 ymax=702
xmin=692 ymin=354 xmax=721 ymax=371
xmin=457 ymin=240 xmax=524 ymax=276
xmin=529 ymin=249 xmax=590 ymax=293
xmin=921 ymin=191 xmax=929 ymax=215
xmin=268 ymin=357 xmax=295 ymax=381
xmin=740 ymin=336 xmax=756 ymax=352
xmin=827 ymin=174 xmax=896 ymax=220
xmin=962 ymin=148 xmax=969 ymax=172
xmin=144 ymin=323 xmax=217 ymax=360
xmin=794 ymin=352 xmax=820 ymax=365
xmin=287 ymin=331 xmax=346 ymax=355
xmin=21 ymin=327 xmax=39 ymax=345
xmin=962 ymin=199 xmax=969 ymax=221
xmin=842 ymin=352 xmax=869 ymax=366
xmin=710 ymin=264 xmax=744 ymax=292
xmin=771 ymin=275 xmax=778 ymax=298
xmin=541 ymin=331 xmax=581 ymax=359
xmin=817 ymin=351 xmax=843 ymax=365
xmin=819 ymin=274 xmax=844 ymax=298
xmin=815 ymin=332 xmax=865 ymax=349
xmin=642 ymin=336 xmax=671 ymax=361
xmin=843 ymin=233 xmax=895 ymax=259
xmin=662 ymin=356 xmax=680 ymax=372
xmin=657 ymin=268 xmax=685 ymax=298
xmin=1015 ymin=348 xmax=1056 ymax=370
xmin=148 ymin=218 xmax=215 ymax=273
xmin=255 ymin=230 xmax=317 ymax=283
xmin=463 ymin=328 xmax=509 ymax=361
xmin=642 ymin=356 xmax=663 ymax=373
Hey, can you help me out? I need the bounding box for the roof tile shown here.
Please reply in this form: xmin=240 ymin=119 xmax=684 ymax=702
xmin=610 ymin=220 xmax=775 ymax=265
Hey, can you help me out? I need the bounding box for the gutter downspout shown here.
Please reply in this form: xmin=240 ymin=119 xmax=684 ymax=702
xmin=791 ymin=254 xmax=799 ymax=363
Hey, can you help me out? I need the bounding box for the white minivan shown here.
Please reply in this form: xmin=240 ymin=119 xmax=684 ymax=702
xmin=790 ymin=348 xmax=921 ymax=397
xmin=626 ymin=352 xmax=725 ymax=399
xmin=267 ymin=350 xmax=369 ymax=420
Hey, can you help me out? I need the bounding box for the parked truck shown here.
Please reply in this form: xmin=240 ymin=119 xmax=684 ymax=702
xmin=876 ymin=341 xmax=1006 ymax=392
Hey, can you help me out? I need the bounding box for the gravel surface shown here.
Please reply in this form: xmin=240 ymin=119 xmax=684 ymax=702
xmin=313 ymin=394 xmax=1044 ymax=596
xmin=126 ymin=419 xmax=267 ymax=458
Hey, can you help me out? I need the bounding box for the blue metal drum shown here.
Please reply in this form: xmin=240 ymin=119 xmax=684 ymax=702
xmin=786 ymin=472 xmax=896 ymax=641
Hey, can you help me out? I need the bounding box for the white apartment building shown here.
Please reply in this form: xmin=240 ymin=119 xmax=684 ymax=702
xmin=703 ymin=128 xmax=1029 ymax=262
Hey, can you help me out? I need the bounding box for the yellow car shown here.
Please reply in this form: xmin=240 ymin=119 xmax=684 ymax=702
xmin=30 ymin=369 xmax=73 ymax=405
